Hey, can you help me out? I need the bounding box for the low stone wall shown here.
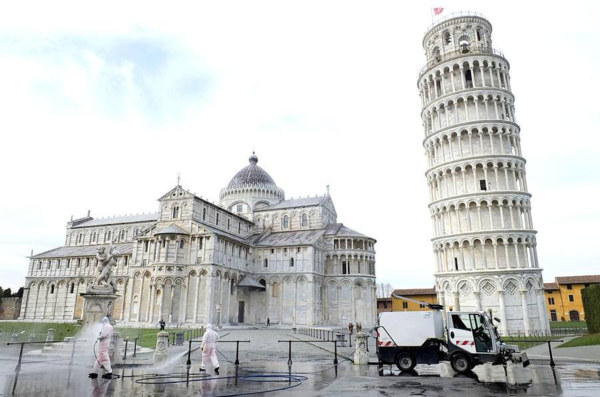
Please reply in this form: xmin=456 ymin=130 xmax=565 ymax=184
xmin=0 ymin=298 xmax=22 ymax=320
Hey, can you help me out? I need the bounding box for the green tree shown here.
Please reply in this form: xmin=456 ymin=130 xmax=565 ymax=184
xmin=3 ymin=288 xmax=12 ymax=298
xmin=582 ymin=284 xmax=600 ymax=334
xmin=15 ymin=287 xmax=24 ymax=298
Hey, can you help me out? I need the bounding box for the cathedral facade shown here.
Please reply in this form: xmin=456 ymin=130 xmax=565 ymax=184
xmin=19 ymin=153 xmax=377 ymax=327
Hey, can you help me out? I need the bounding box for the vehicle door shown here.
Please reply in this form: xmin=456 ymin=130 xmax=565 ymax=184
xmin=448 ymin=313 xmax=477 ymax=354
xmin=469 ymin=313 xmax=494 ymax=353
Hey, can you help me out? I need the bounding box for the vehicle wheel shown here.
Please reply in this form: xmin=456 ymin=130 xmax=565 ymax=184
xmin=395 ymin=352 xmax=416 ymax=371
xmin=450 ymin=352 xmax=471 ymax=374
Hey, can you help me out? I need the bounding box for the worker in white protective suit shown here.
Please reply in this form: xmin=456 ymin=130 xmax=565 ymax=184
xmin=199 ymin=324 xmax=220 ymax=375
xmin=89 ymin=317 xmax=114 ymax=379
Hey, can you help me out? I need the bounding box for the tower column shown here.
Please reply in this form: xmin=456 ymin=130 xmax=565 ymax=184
xmin=520 ymin=290 xmax=531 ymax=336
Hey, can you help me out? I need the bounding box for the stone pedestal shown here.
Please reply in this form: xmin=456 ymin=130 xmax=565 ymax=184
xmin=10 ymin=334 xmax=19 ymax=343
xmin=45 ymin=328 xmax=55 ymax=347
xmin=28 ymin=334 xmax=36 ymax=343
xmin=353 ymin=332 xmax=369 ymax=365
xmin=109 ymin=331 xmax=122 ymax=365
xmin=80 ymin=291 xmax=118 ymax=328
xmin=154 ymin=331 xmax=170 ymax=364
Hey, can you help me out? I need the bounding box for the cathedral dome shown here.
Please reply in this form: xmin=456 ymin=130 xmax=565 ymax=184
xmin=220 ymin=152 xmax=285 ymax=214
xmin=226 ymin=153 xmax=277 ymax=189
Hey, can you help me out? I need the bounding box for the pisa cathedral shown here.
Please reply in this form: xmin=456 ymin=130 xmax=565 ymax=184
xmin=419 ymin=13 xmax=549 ymax=335
xmin=19 ymin=153 xmax=377 ymax=326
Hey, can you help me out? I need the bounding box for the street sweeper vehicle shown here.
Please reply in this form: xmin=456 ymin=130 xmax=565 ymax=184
xmin=376 ymin=295 xmax=529 ymax=374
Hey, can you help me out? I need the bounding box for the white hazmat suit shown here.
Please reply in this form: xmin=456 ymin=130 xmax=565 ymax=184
xmin=90 ymin=317 xmax=113 ymax=377
xmin=200 ymin=324 xmax=219 ymax=373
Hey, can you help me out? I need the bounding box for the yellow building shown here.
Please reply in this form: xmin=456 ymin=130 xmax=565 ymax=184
xmin=377 ymin=298 xmax=392 ymax=314
xmin=391 ymin=288 xmax=437 ymax=312
xmin=544 ymin=275 xmax=600 ymax=322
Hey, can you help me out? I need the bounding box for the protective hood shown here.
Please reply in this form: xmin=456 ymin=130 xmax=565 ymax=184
xmin=206 ymin=324 xmax=213 ymax=331
xmin=102 ymin=317 xmax=110 ymax=325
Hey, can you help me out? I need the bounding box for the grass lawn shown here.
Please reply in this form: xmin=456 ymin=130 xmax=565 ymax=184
xmin=1 ymin=322 xmax=205 ymax=348
xmin=503 ymin=335 xmax=563 ymax=351
xmin=550 ymin=321 xmax=587 ymax=329
xmin=0 ymin=322 xmax=80 ymax=343
xmin=557 ymin=333 xmax=600 ymax=348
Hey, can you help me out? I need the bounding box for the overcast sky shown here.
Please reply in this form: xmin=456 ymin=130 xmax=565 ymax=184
xmin=1 ymin=1 xmax=599 ymax=291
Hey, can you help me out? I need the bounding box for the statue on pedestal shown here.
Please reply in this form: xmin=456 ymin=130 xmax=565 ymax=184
xmin=80 ymin=244 xmax=120 ymax=327
xmin=87 ymin=245 xmax=119 ymax=294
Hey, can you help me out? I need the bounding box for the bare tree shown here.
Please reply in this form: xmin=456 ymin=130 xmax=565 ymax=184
xmin=376 ymin=282 xmax=394 ymax=298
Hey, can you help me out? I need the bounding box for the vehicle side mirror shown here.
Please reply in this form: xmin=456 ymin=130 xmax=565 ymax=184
xmin=494 ymin=317 xmax=501 ymax=323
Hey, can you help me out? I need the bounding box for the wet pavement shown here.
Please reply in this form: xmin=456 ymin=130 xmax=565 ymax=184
xmin=1 ymin=329 xmax=599 ymax=396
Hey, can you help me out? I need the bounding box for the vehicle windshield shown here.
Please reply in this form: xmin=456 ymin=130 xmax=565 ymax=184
xmin=470 ymin=313 xmax=494 ymax=352
xmin=483 ymin=312 xmax=502 ymax=344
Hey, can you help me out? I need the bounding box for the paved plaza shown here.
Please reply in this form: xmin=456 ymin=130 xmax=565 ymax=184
xmin=1 ymin=328 xmax=599 ymax=396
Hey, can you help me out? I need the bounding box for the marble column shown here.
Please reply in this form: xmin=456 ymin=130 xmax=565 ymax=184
xmin=498 ymin=290 xmax=509 ymax=335
xmin=520 ymin=291 xmax=531 ymax=336
xmin=535 ymin=288 xmax=548 ymax=335
xmin=473 ymin=291 xmax=481 ymax=311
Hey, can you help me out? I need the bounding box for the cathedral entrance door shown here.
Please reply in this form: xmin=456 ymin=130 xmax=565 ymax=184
xmin=238 ymin=301 xmax=245 ymax=323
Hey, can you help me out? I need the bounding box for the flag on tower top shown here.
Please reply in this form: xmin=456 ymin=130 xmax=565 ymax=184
xmin=433 ymin=7 xmax=444 ymax=16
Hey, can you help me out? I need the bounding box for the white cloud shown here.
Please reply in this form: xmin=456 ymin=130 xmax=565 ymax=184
xmin=1 ymin=0 xmax=600 ymax=290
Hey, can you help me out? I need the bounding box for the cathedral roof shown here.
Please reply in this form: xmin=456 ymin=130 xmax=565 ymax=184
xmin=32 ymin=243 xmax=133 ymax=259
xmin=324 ymin=223 xmax=371 ymax=239
xmin=254 ymin=195 xmax=328 ymax=212
xmin=71 ymin=213 xmax=158 ymax=228
xmin=155 ymin=224 xmax=189 ymax=235
xmin=252 ymin=229 xmax=325 ymax=247
xmin=238 ymin=276 xmax=266 ymax=289
xmin=226 ymin=152 xmax=278 ymax=190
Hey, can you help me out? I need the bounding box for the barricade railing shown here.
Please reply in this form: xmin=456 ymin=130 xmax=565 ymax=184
xmin=298 ymin=327 xmax=356 ymax=348
xmin=185 ymin=339 xmax=250 ymax=366
xmin=277 ymin=340 xmax=339 ymax=366
xmin=6 ymin=339 xmax=78 ymax=373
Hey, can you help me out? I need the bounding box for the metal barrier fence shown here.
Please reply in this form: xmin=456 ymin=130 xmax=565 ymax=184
xmin=185 ymin=339 xmax=250 ymax=366
xmin=278 ymin=340 xmax=340 ymax=366
xmin=550 ymin=327 xmax=588 ymax=337
xmin=297 ymin=327 xmax=377 ymax=352
xmin=6 ymin=339 xmax=78 ymax=373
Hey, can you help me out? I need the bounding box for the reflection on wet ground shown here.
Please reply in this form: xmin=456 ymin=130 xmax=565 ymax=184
xmin=1 ymin=329 xmax=599 ymax=396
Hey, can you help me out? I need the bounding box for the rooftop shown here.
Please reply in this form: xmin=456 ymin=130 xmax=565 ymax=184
xmin=226 ymin=153 xmax=278 ymax=190
xmin=32 ymin=243 xmax=133 ymax=259
xmin=252 ymin=229 xmax=325 ymax=247
xmin=393 ymin=288 xmax=437 ymax=296
xmin=555 ymin=275 xmax=600 ymax=285
xmin=71 ymin=213 xmax=158 ymax=229
xmin=155 ymin=224 xmax=189 ymax=235
xmin=324 ymin=223 xmax=374 ymax=241
xmin=254 ymin=196 xmax=329 ymax=212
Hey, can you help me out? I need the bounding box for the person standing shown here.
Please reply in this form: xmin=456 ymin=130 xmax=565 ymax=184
xmin=199 ymin=324 xmax=220 ymax=375
xmin=159 ymin=319 xmax=166 ymax=331
xmin=89 ymin=317 xmax=114 ymax=379
xmin=267 ymin=317 xmax=270 ymax=327
xmin=348 ymin=322 xmax=354 ymax=335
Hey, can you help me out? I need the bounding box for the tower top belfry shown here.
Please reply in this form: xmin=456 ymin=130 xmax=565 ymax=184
xmin=417 ymin=13 xmax=549 ymax=336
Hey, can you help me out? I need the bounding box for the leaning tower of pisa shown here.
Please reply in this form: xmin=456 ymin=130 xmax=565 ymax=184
xmin=418 ymin=13 xmax=549 ymax=335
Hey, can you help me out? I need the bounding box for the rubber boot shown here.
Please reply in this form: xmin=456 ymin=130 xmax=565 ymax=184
xmin=214 ymin=367 xmax=219 ymax=375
